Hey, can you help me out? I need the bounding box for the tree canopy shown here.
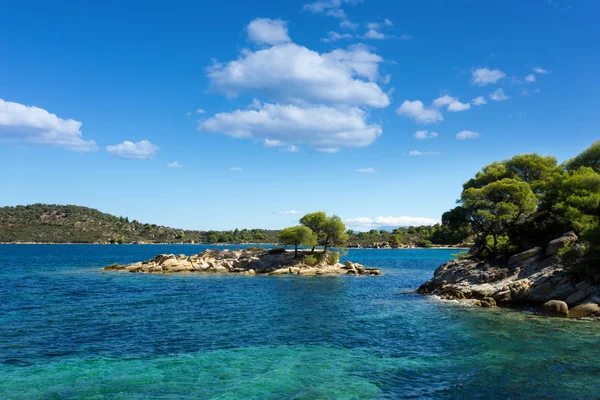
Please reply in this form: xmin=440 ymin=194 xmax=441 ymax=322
xmin=278 ymin=226 xmax=317 ymax=257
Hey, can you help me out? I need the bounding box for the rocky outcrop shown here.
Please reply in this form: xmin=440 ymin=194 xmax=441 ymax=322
xmin=417 ymin=233 xmax=600 ymax=318
xmin=104 ymin=248 xmax=382 ymax=277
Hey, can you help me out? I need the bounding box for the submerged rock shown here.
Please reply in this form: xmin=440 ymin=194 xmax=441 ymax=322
xmin=104 ymin=249 xmax=382 ymax=277
xmin=542 ymin=300 xmax=569 ymax=317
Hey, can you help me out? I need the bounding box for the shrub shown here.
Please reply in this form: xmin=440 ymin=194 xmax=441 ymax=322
xmin=451 ymin=251 xmax=471 ymax=259
xmin=417 ymin=239 xmax=433 ymax=248
xmin=326 ymin=251 xmax=340 ymax=265
xmin=304 ymin=254 xmax=319 ymax=266
xmin=246 ymin=246 xmax=264 ymax=252
xmin=268 ymin=247 xmax=286 ymax=255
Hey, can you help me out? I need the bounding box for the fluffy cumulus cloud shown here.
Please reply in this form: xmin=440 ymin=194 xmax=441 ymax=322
xmin=456 ymin=130 xmax=480 ymax=140
xmin=0 ymin=98 xmax=97 ymax=151
xmin=106 ymin=140 xmax=158 ymax=159
xmin=354 ymin=167 xmax=376 ymax=173
xmin=167 ymin=161 xmax=183 ymax=168
xmin=345 ymin=216 xmax=439 ymax=230
xmin=207 ymin=43 xmax=389 ymax=108
xmin=533 ymin=67 xmax=550 ymax=74
xmin=472 ymin=67 xmax=506 ymax=86
xmin=360 ymin=29 xmax=386 ymax=40
xmin=489 ymin=88 xmax=509 ymax=101
xmin=247 ymin=18 xmax=291 ymax=46
xmin=200 ymin=102 xmax=381 ymax=152
xmin=396 ymin=100 xmax=443 ymax=124
xmin=303 ymin=0 xmax=361 ymax=30
xmin=471 ymin=96 xmax=487 ymax=106
xmin=414 ymin=130 xmax=438 ymax=140
xmin=524 ymin=74 xmax=536 ymax=83
xmin=432 ymin=95 xmax=470 ymax=112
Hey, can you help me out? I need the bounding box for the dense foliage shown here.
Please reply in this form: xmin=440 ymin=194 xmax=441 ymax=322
xmin=446 ymin=141 xmax=600 ymax=278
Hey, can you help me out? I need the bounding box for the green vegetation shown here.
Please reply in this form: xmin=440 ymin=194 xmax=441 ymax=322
xmin=0 ymin=204 xmax=280 ymax=244
xmin=303 ymin=254 xmax=319 ymax=266
xmin=278 ymin=226 xmax=317 ymax=257
xmin=443 ymin=141 xmax=600 ymax=279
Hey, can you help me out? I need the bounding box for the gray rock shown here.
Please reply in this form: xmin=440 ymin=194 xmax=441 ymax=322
xmin=546 ymin=232 xmax=578 ymax=256
xmin=508 ymin=247 xmax=542 ymax=265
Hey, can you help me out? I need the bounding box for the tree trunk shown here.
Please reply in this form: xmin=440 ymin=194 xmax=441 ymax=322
xmin=294 ymin=244 xmax=298 ymax=258
xmin=311 ymin=245 xmax=316 ymax=253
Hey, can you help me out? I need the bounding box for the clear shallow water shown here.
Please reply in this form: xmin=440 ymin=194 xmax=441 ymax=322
xmin=1 ymin=245 xmax=599 ymax=399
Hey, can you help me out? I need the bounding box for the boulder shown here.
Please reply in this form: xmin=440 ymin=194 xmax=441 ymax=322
xmin=480 ymin=297 xmax=497 ymax=308
xmin=546 ymin=232 xmax=578 ymax=256
xmin=542 ymin=300 xmax=569 ymax=317
xmin=569 ymin=302 xmax=600 ymax=318
xmin=508 ymin=247 xmax=542 ymax=265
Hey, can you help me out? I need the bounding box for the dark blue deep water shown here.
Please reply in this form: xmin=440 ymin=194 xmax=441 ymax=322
xmin=1 ymin=245 xmax=599 ymax=399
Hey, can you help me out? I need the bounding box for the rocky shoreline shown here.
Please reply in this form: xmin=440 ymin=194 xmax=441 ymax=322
xmin=417 ymin=232 xmax=600 ymax=318
xmin=104 ymin=248 xmax=382 ymax=277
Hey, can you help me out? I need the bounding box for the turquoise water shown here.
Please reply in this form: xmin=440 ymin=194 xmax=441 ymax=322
xmin=1 ymin=245 xmax=599 ymax=399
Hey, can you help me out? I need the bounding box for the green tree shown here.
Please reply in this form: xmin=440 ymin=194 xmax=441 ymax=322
xmin=321 ymin=215 xmax=348 ymax=253
xmin=278 ymin=226 xmax=317 ymax=257
xmin=461 ymin=178 xmax=537 ymax=256
xmin=300 ymin=211 xmax=327 ymax=252
xmin=565 ymin=140 xmax=600 ymax=173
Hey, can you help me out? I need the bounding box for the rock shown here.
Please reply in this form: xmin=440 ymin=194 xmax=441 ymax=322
xmin=542 ymin=300 xmax=569 ymax=317
xmin=480 ymin=297 xmax=497 ymax=308
xmin=546 ymin=232 xmax=578 ymax=256
xmin=569 ymin=302 xmax=600 ymax=318
xmin=508 ymin=247 xmax=542 ymax=265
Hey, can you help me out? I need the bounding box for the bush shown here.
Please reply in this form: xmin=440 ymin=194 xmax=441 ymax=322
xmin=560 ymin=225 xmax=600 ymax=280
xmin=245 ymin=246 xmax=264 ymax=252
xmin=268 ymin=247 xmax=286 ymax=254
xmin=451 ymin=251 xmax=471 ymax=259
xmin=417 ymin=239 xmax=433 ymax=248
xmin=304 ymin=254 xmax=319 ymax=266
xmin=326 ymin=251 xmax=340 ymax=265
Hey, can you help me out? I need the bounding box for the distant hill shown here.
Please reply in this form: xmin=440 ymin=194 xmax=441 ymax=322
xmin=0 ymin=204 xmax=279 ymax=244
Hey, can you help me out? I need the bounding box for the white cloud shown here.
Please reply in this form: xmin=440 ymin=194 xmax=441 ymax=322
xmin=456 ymin=130 xmax=480 ymax=140
xmin=524 ymin=74 xmax=536 ymax=83
xmin=106 ymin=140 xmax=158 ymax=159
xmin=397 ymin=100 xmax=443 ymax=124
xmin=247 ymin=18 xmax=291 ymax=46
xmin=340 ymin=20 xmax=359 ymax=30
xmin=354 ymin=167 xmax=376 ymax=173
xmin=201 ymin=102 xmax=381 ymax=151
xmin=414 ymin=130 xmax=438 ymax=140
xmin=317 ymin=147 xmax=339 ymax=153
xmin=472 ymin=67 xmax=506 ymax=86
xmin=409 ymin=150 xmax=441 ymax=156
xmin=230 ymin=167 xmax=243 ymax=172
xmin=432 ymin=95 xmax=470 ymax=112
xmin=207 ymin=43 xmax=389 ymax=108
xmin=322 ymin=31 xmax=353 ymax=42
xmin=0 ymin=98 xmax=97 ymax=151
xmin=167 ymin=161 xmax=183 ymax=168
xmin=287 ymin=145 xmax=300 ymax=153
xmin=489 ymin=88 xmax=509 ymax=101
xmin=345 ymin=216 xmax=439 ymax=229
xmin=400 ymin=34 xmax=412 ymax=40
xmin=361 ymin=29 xmax=386 ymax=39
xmin=384 ymin=18 xmax=393 ymax=26
xmin=381 ymin=74 xmax=391 ymax=84
xmin=471 ymin=96 xmax=487 ymax=106
xmin=196 ymin=109 xmax=206 ymax=114
xmin=533 ymin=67 xmax=550 ymax=74
xmin=264 ymin=138 xmax=285 ymax=147
xmin=277 ymin=210 xmax=301 ymax=215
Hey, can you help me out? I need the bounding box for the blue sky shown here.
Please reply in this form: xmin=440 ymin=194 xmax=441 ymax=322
xmin=0 ymin=0 xmax=598 ymax=230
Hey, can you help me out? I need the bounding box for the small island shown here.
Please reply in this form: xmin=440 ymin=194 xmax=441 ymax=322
xmin=105 ymin=247 xmax=382 ymax=276
xmin=105 ymin=211 xmax=382 ymax=277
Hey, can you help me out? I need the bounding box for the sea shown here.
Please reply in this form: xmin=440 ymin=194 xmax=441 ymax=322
xmin=1 ymin=244 xmax=599 ymax=399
